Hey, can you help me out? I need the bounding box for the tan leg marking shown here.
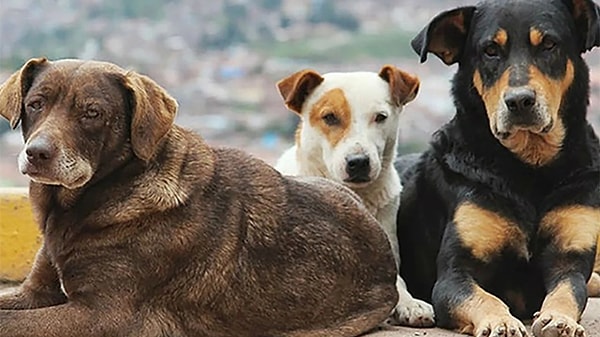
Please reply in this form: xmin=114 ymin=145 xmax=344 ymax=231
xmin=588 ymin=272 xmax=600 ymax=297
xmin=454 ymin=202 xmax=528 ymax=263
xmin=452 ymin=284 xmax=527 ymax=337
xmin=532 ymin=281 xmax=585 ymax=337
xmin=540 ymin=205 xmax=600 ymax=252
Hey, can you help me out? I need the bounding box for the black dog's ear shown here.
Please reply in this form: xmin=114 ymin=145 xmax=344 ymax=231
xmin=0 ymin=57 xmax=48 ymax=129
xmin=563 ymin=0 xmax=600 ymax=52
xmin=121 ymin=72 xmax=178 ymax=162
xmin=411 ymin=6 xmax=476 ymax=65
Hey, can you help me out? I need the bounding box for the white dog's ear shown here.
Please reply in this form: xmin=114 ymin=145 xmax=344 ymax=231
xmin=276 ymin=69 xmax=324 ymax=114
xmin=379 ymin=65 xmax=420 ymax=106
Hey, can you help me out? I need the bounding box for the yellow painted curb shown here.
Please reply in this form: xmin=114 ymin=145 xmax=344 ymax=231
xmin=0 ymin=187 xmax=41 ymax=281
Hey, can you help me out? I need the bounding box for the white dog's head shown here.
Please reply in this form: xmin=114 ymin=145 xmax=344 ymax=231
xmin=277 ymin=65 xmax=419 ymax=187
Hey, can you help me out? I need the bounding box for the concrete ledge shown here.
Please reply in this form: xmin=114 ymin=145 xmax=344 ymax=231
xmin=0 ymin=187 xmax=41 ymax=281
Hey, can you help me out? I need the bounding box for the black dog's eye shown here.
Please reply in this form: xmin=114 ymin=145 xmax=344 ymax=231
xmin=26 ymin=99 xmax=44 ymax=114
xmin=483 ymin=44 xmax=500 ymax=58
xmin=541 ymin=38 xmax=557 ymax=52
xmin=374 ymin=112 xmax=388 ymax=123
xmin=322 ymin=112 xmax=340 ymax=126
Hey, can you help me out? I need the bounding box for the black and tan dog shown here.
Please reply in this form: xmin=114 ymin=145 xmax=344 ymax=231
xmin=396 ymin=0 xmax=600 ymax=336
xmin=0 ymin=58 xmax=398 ymax=337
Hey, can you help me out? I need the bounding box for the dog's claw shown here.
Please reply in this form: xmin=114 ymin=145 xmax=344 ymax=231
xmin=475 ymin=315 xmax=527 ymax=337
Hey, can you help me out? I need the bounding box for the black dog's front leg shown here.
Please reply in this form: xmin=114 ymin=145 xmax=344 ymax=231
xmin=0 ymin=245 xmax=66 ymax=310
xmin=532 ymin=205 xmax=598 ymax=337
xmin=433 ymin=202 xmax=530 ymax=337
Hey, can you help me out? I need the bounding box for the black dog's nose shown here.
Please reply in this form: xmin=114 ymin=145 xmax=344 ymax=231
xmin=26 ymin=137 xmax=55 ymax=164
xmin=504 ymin=88 xmax=536 ymax=115
xmin=345 ymin=154 xmax=370 ymax=181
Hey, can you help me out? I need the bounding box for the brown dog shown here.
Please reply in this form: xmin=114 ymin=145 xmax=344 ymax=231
xmin=0 ymin=58 xmax=398 ymax=337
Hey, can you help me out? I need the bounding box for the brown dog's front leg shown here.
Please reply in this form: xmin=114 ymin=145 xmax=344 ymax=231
xmin=0 ymin=303 xmax=132 ymax=337
xmin=0 ymin=246 xmax=66 ymax=310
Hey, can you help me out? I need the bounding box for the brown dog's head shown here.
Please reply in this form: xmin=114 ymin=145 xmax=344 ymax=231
xmin=0 ymin=58 xmax=178 ymax=189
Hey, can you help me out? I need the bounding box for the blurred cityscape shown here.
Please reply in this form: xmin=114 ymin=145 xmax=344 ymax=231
xmin=0 ymin=0 xmax=598 ymax=187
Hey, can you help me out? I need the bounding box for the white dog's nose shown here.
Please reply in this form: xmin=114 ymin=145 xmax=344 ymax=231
xmin=345 ymin=154 xmax=370 ymax=182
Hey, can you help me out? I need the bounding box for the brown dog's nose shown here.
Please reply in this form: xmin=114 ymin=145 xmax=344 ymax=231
xmin=504 ymin=88 xmax=536 ymax=116
xmin=26 ymin=136 xmax=56 ymax=164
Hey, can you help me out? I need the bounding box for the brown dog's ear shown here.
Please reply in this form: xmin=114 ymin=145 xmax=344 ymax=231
xmin=276 ymin=69 xmax=324 ymax=114
xmin=0 ymin=57 xmax=48 ymax=129
xmin=378 ymin=65 xmax=420 ymax=106
xmin=122 ymin=72 xmax=178 ymax=162
xmin=411 ymin=6 xmax=476 ymax=65
xmin=562 ymin=0 xmax=600 ymax=52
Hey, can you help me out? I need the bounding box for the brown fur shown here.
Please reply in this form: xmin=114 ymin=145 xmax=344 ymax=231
xmin=529 ymin=28 xmax=544 ymax=46
xmin=494 ymin=29 xmax=509 ymax=47
xmin=308 ymin=88 xmax=352 ymax=147
xmin=378 ymin=65 xmax=420 ymax=106
xmin=532 ymin=281 xmax=585 ymax=337
xmin=277 ymin=69 xmax=324 ymax=114
xmin=426 ymin=10 xmax=469 ymax=64
xmin=0 ymin=58 xmax=398 ymax=337
xmin=452 ymin=284 xmax=527 ymax=336
xmin=473 ymin=60 xmax=574 ymax=167
xmin=454 ymin=202 xmax=528 ymax=263
xmin=540 ymin=205 xmax=600 ymax=252
xmin=473 ymin=68 xmax=509 ymax=132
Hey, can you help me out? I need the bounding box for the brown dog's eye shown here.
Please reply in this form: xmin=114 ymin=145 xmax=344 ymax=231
xmin=374 ymin=112 xmax=388 ymax=123
xmin=322 ymin=112 xmax=340 ymax=126
xmin=26 ymin=100 xmax=44 ymax=113
xmin=85 ymin=108 xmax=100 ymax=119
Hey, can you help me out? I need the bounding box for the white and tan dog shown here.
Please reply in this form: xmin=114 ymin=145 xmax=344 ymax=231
xmin=275 ymin=65 xmax=435 ymax=327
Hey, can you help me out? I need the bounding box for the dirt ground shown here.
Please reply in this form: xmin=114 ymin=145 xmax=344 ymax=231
xmin=0 ymin=285 xmax=598 ymax=336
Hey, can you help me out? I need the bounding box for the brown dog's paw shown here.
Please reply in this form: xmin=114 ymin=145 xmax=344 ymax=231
xmin=532 ymin=311 xmax=585 ymax=337
xmin=474 ymin=314 xmax=528 ymax=337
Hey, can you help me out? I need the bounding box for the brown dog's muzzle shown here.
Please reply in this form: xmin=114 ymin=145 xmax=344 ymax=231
xmin=18 ymin=128 xmax=93 ymax=189
xmin=21 ymin=134 xmax=57 ymax=175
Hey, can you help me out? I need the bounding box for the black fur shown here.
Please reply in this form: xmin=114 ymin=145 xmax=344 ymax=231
xmin=397 ymin=0 xmax=600 ymax=331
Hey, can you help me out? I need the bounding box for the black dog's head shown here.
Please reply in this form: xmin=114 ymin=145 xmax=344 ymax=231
xmin=0 ymin=58 xmax=178 ymax=189
xmin=412 ymin=0 xmax=600 ymax=165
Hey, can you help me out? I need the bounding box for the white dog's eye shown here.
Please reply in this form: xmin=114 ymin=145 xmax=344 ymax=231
xmin=322 ymin=112 xmax=340 ymax=126
xmin=374 ymin=112 xmax=388 ymax=123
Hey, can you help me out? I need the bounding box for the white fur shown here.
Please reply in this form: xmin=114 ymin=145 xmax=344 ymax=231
xmin=275 ymin=71 xmax=435 ymax=327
